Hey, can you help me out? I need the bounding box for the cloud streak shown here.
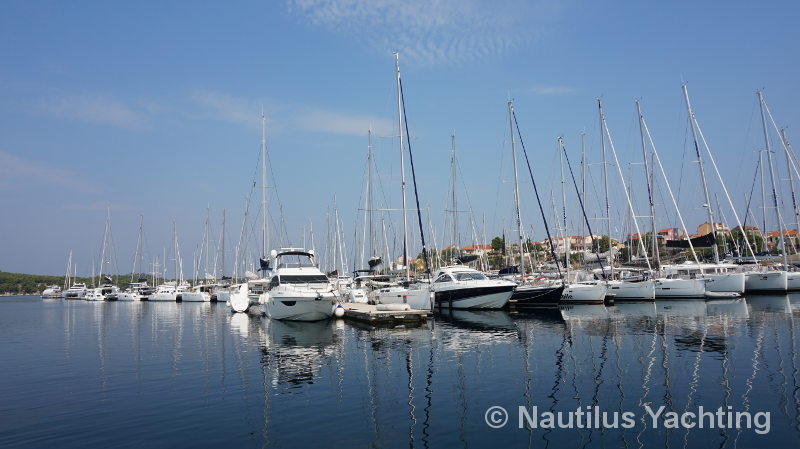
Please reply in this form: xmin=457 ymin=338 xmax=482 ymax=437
xmin=190 ymin=89 xmax=393 ymax=136
xmin=37 ymin=94 xmax=153 ymax=130
xmin=0 ymin=151 xmax=102 ymax=194
xmin=286 ymin=0 xmax=561 ymax=65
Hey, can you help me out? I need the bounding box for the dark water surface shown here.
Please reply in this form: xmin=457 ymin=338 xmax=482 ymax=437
xmin=1 ymin=295 xmax=799 ymax=448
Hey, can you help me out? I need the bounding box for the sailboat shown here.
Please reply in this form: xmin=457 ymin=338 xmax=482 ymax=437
xmin=368 ymin=52 xmax=433 ymax=310
xmin=86 ymin=208 xmax=120 ymax=301
xmin=633 ymin=97 xmax=707 ymax=299
xmin=503 ymin=100 xmax=564 ymax=308
xmin=657 ymin=86 xmax=745 ymax=294
xmin=230 ymin=113 xmax=272 ymax=313
xmin=119 ymin=216 xmax=152 ymax=301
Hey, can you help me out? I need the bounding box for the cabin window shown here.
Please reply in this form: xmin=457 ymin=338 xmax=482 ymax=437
xmin=276 ymin=275 xmax=329 ymax=284
xmin=434 ymin=274 xmax=452 ymax=283
xmin=453 ymin=272 xmax=488 ymax=281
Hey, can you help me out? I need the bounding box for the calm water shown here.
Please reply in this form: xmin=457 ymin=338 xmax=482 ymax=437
xmin=1 ymin=295 xmax=799 ymax=448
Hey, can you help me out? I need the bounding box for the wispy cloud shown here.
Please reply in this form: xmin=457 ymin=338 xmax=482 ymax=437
xmin=189 ymin=89 xmax=263 ymax=128
xmin=37 ymin=94 xmax=153 ymax=130
xmin=286 ymin=0 xmax=561 ymax=65
xmin=189 ymin=89 xmax=393 ymax=136
xmin=529 ymin=85 xmax=575 ymax=95
xmin=0 ymin=151 xmax=102 ymax=194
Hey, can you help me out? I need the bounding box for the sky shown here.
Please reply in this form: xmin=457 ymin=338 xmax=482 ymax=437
xmin=1 ymin=0 xmax=799 ymax=276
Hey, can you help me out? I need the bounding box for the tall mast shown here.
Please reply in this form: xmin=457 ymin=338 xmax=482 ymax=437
xmin=367 ymin=128 xmax=374 ymax=259
xmin=98 ymin=206 xmax=110 ymax=285
xmin=636 ymin=100 xmax=660 ymax=272
xmin=395 ymin=52 xmax=410 ymax=280
xmin=597 ymin=99 xmax=613 ymax=279
xmin=681 ymin=84 xmax=719 ymax=264
xmin=757 ymin=90 xmax=789 ymax=268
xmin=261 ymin=112 xmax=268 ymax=260
xmin=558 ymin=137 xmax=570 ymax=278
xmin=508 ymin=100 xmax=526 ymax=278
xmin=132 ymin=215 xmax=143 ymax=282
xmin=220 ymin=209 xmax=226 ymax=278
xmin=580 ymin=132 xmax=587 ymax=265
xmin=450 ymin=134 xmax=458 ymax=258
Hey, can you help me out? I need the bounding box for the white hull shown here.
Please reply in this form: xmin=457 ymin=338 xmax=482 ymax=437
xmin=439 ymin=290 xmax=511 ymax=309
xmin=745 ymin=271 xmax=788 ymax=292
xmin=654 ymin=278 xmax=705 ymax=299
xmin=262 ymin=292 xmax=336 ymax=321
xmin=704 ymin=273 xmax=745 ymax=293
xmin=117 ymin=292 xmax=142 ymax=301
xmin=787 ymin=272 xmax=800 ymax=291
xmin=149 ymin=292 xmax=177 ymax=302
xmin=181 ymin=291 xmax=211 ymax=302
xmin=561 ymin=283 xmax=607 ymax=304
xmin=372 ymin=286 xmax=432 ymax=310
xmin=606 ymin=280 xmax=654 ymax=300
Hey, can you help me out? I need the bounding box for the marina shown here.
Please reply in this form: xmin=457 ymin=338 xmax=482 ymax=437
xmin=3 ymin=1 xmax=800 ymax=448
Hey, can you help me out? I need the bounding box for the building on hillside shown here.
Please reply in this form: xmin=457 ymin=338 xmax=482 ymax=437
xmin=696 ymin=222 xmax=728 ymax=235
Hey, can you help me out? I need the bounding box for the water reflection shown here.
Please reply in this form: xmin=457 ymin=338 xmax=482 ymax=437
xmin=2 ymin=296 xmax=800 ymax=448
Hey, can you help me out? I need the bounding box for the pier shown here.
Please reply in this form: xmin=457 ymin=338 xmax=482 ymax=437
xmin=341 ymin=302 xmax=429 ymax=325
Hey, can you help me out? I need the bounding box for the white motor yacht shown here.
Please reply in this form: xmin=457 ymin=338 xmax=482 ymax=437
xmin=63 ymin=282 xmax=88 ymax=299
xmin=259 ymin=249 xmax=337 ymax=321
xmin=41 ymin=285 xmax=62 ymax=299
xmin=149 ymin=282 xmax=188 ymax=302
xmin=118 ymin=281 xmax=153 ymax=301
xmin=431 ymin=265 xmax=514 ymax=309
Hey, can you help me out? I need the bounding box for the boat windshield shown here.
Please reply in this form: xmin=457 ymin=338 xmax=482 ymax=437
xmin=453 ymin=271 xmax=488 ymax=281
xmin=277 ymin=275 xmax=330 ymax=284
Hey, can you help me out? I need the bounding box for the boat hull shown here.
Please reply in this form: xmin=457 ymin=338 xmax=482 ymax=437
xmin=229 ymin=284 xmax=252 ymax=313
xmin=607 ymin=280 xmax=655 ymax=300
xmin=704 ymin=273 xmax=745 ymax=293
xmin=787 ymin=272 xmax=800 ymax=291
xmin=510 ymin=285 xmax=564 ymax=308
xmin=372 ymin=286 xmax=432 ymax=310
xmin=434 ymin=285 xmax=513 ymax=309
xmin=745 ymin=271 xmax=788 ymax=292
xmin=561 ymin=283 xmax=607 ymax=304
xmin=263 ymin=292 xmax=336 ymax=321
xmin=181 ymin=291 xmax=211 ymax=302
xmin=654 ymin=278 xmax=706 ymax=299
xmin=149 ymin=292 xmax=177 ymax=302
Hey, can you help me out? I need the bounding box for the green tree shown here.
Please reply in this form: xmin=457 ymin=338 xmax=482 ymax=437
xmin=491 ymin=236 xmax=505 ymax=253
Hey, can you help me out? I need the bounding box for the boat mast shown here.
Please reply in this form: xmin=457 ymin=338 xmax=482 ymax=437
xmin=394 ymin=52 xmax=410 ymax=280
xmin=558 ymin=137 xmax=570 ymax=279
xmin=98 ymin=207 xmax=110 ymax=285
xmin=261 ymin=112 xmax=269 ymax=261
xmin=508 ymin=100 xmax=526 ymax=279
xmin=131 ymin=215 xmax=143 ymax=283
xmin=450 ymin=134 xmax=458 ymax=261
xmin=681 ymin=84 xmax=719 ymax=264
xmin=757 ymin=90 xmax=789 ymax=268
xmin=597 ymin=99 xmax=614 ymax=279
xmin=636 ymin=100 xmax=660 ymax=273
xmin=220 ymin=209 xmax=226 ymax=278
xmin=580 ymin=132 xmax=587 ymax=266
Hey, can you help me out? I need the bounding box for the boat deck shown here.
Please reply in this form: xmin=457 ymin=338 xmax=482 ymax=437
xmin=341 ymin=302 xmax=429 ymax=325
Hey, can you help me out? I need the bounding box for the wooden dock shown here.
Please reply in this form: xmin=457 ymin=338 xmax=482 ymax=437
xmin=341 ymin=302 xmax=429 ymax=325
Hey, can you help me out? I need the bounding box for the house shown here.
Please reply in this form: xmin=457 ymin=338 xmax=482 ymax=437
xmin=461 ymin=244 xmax=492 ymax=256
xmin=696 ymin=222 xmax=728 ymax=235
xmin=657 ymin=228 xmax=685 ymax=241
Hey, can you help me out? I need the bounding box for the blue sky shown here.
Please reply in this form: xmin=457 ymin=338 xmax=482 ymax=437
xmin=1 ymin=0 xmax=799 ymax=276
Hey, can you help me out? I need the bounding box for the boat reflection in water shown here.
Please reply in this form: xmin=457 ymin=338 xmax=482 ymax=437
xmin=258 ymin=319 xmax=338 ymax=387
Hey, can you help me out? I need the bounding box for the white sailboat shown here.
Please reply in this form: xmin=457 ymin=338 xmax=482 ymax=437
xmin=369 ymin=52 xmax=433 ymax=310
